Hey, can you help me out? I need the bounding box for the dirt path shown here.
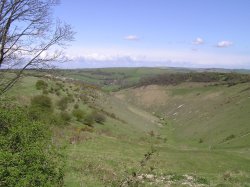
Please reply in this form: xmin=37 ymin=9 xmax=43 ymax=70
xmin=127 ymin=106 xmax=157 ymax=123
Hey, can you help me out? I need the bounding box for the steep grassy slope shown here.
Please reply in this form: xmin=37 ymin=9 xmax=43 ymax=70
xmin=64 ymin=80 xmax=250 ymax=186
xmin=7 ymin=75 xmax=165 ymax=186
xmin=115 ymin=82 xmax=250 ymax=149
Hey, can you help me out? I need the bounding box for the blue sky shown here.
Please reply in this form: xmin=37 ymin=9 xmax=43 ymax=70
xmin=54 ymin=0 xmax=250 ymax=69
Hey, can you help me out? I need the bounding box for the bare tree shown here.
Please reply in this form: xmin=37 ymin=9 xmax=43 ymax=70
xmin=0 ymin=0 xmax=74 ymax=95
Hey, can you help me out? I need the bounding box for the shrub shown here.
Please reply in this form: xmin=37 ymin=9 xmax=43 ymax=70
xmin=29 ymin=95 xmax=53 ymax=120
xmin=92 ymin=112 xmax=106 ymax=124
xmin=199 ymin=138 xmax=203 ymax=143
xmin=46 ymin=114 xmax=69 ymax=126
xmin=224 ymin=134 xmax=236 ymax=141
xmin=74 ymin=103 xmax=79 ymax=109
xmin=82 ymin=112 xmax=106 ymax=126
xmin=35 ymin=80 xmax=48 ymax=90
xmin=57 ymin=96 xmax=69 ymax=111
xmin=109 ymin=113 xmax=116 ymax=119
xmin=30 ymin=95 xmax=53 ymax=112
xmin=60 ymin=111 xmax=71 ymax=122
xmin=56 ymin=91 xmax=61 ymax=96
xmin=56 ymin=82 xmax=64 ymax=89
xmin=28 ymin=105 xmax=43 ymax=120
xmin=80 ymin=94 xmax=89 ymax=103
xmin=84 ymin=114 xmax=94 ymax=126
xmin=67 ymin=95 xmax=74 ymax=103
xmin=72 ymin=109 xmax=85 ymax=121
xmin=49 ymin=87 xmax=54 ymax=93
xmin=0 ymin=101 xmax=64 ymax=186
xmin=196 ymin=176 xmax=210 ymax=185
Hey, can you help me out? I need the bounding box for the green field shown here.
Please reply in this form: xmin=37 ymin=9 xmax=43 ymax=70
xmin=4 ymin=68 xmax=250 ymax=186
xmin=55 ymin=67 xmax=199 ymax=91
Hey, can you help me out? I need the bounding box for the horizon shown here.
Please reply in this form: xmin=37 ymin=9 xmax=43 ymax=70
xmin=30 ymin=65 xmax=250 ymax=71
xmin=54 ymin=0 xmax=250 ymax=69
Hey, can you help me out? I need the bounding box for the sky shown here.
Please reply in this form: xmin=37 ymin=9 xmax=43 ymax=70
xmin=54 ymin=0 xmax=250 ymax=69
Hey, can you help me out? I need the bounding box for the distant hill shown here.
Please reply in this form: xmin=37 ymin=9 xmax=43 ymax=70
xmin=38 ymin=67 xmax=250 ymax=92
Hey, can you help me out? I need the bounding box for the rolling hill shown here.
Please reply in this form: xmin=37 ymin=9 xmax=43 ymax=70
xmin=5 ymin=68 xmax=250 ymax=186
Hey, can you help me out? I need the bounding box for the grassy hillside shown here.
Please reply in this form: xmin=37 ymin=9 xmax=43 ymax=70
xmin=4 ymin=69 xmax=250 ymax=186
xmin=115 ymin=82 xmax=250 ymax=148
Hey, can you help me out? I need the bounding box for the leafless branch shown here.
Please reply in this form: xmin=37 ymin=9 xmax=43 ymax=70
xmin=0 ymin=0 xmax=75 ymax=95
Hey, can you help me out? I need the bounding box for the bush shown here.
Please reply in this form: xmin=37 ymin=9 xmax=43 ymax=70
xmin=29 ymin=95 xmax=53 ymax=120
xmin=82 ymin=112 xmax=106 ymax=126
xmin=60 ymin=111 xmax=71 ymax=122
xmin=30 ymin=95 xmax=53 ymax=112
xmin=56 ymin=91 xmax=61 ymax=96
xmin=46 ymin=114 xmax=69 ymax=126
xmin=56 ymin=82 xmax=64 ymax=89
xmin=196 ymin=176 xmax=209 ymax=185
xmin=92 ymin=112 xmax=106 ymax=124
xmin=57 ymin=97 xmax=69 ymax=111
xmin=74 ymin=103 xmax=79 ymax=109
xmin=84 ymin=114 xmax=94 ymax=126
xmin=224 ymin=134 xmax=236 ymax=141
xmin=49 ymin=87 xmax=54 ymax=93
xmin=28 ymin=105 xmax=43 ymax=120
xmin=72 ymin=109 xmax=85 ymax=121
xmin=0 ymin=101 xmax=64 ymax=186
xmin=35 ymin=80 xmax=48 ymax=90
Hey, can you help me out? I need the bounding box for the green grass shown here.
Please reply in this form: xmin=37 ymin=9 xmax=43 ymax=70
xmin=63 ymin=123 xmax=250 ymax=186
xmin=116 ymin=82 xmax=250 ymax=147
xmin=56 ymin=67 xmax=192 ymax=92
xmin=5 ymin=69 xmax=250 ymax=186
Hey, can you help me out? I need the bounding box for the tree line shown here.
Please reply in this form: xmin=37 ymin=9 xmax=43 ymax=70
xmin=137 ymin=72 xmax=250 ymax=87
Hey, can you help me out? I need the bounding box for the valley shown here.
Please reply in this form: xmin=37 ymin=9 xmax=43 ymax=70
xmin=4 ymin=68 xmax=250 ymax=186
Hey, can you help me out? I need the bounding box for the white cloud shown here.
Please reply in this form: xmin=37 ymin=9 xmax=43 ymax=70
xmin=63 ymin=46 xmax=250 ymax=69
xmin=216 ymin=41 xmax=233 ymax=48
xmin=193 ymin=37 xmax=204 ymax=45
xmin=124 ymin=35 xmax=139 ymax=41
xmin=73 ymin=53 xmax=134 ymax=62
